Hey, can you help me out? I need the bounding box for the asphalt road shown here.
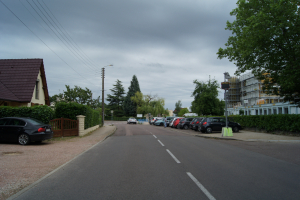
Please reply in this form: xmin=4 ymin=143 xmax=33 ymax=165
xmin=11 ymin=122 xmax=300 ymax=200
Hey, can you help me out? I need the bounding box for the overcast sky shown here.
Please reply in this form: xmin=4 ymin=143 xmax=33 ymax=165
xmin=0 ymin=0 xmax=240 ymax=111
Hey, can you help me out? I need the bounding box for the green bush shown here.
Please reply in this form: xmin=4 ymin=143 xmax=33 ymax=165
xmin=55 ymin=102 xmax=101 ymax=129
xmin=0 ymin=106 xmax=54 ymax=124
xmin=231 ymin=114 xmax=300 ymax=133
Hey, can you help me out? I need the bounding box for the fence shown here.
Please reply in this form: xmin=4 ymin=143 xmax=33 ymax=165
xmin=49 ymin=118 xmax=79 ymax=137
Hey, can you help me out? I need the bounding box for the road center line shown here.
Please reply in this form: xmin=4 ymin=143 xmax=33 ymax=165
xmin=186 ymin=172 xmax=216 ymax=200
xmin=166 ymin=149 xmax=180 ymax=163
xmin=153 ymin=135 xmax=157 ymax=138
xmin=157 ymin=140 xmax=164 ymax=146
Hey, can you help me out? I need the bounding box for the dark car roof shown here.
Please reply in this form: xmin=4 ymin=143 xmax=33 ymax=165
xmin=0 ymin=117 xmax=45 ymax=124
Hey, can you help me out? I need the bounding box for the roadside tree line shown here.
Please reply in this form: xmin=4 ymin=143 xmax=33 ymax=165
xmin=50 ymin=75 xmax=169 ymax=118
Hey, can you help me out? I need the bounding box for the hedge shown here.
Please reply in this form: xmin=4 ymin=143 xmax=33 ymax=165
xmin=55 ymin=102 xmax=101 ymax=129
xmin=230 ymin=114 xmax=300 ymax=133
xmin=0 ymin=106 xmax=54 ymax=124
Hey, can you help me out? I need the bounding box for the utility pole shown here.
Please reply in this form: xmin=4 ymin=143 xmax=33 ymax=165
xmin=101 ymin=67 xmax=105 ymax=126
xmin=101 ymin=65 xmax=113 ymax=126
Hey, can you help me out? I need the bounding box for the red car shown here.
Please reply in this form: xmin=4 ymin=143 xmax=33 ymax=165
xmin=173 ymin=117 xmax=184 ymax=128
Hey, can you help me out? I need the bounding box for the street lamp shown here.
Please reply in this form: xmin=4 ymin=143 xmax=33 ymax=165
xmin=101 ymin=64 xmax=113 ymax=126
xmin=223 ymin=72 xmax=231 ymax=129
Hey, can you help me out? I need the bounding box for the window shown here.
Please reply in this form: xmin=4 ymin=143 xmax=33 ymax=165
xmin=0 ymin=119 xmax=9 ymax=125
xmin=268 ymin=109 xmax=271 ymax=115
xmin=245 ymin=111 xmax=248 ymax=115
xmin=260 ymin=109 xmax=263 ymax=115
xmin=278 ymin=107 xmax=283 ymax=114
xmin=219 ymin=118 xmax=226 ymax=123
xmin=7 ymin=119 xmax=26 ymax=126
xmin=273 ymin=109 xmax=277 ymax=114
xmin=264 ymin=109 xmax=267 ymax=115
xmin=284 ymin=107 xmax=289 ymax=114
xmin=35 ymin=79 xmax=39 ymax=99
xmin=256 ymin=110 xmax=258 ymax=115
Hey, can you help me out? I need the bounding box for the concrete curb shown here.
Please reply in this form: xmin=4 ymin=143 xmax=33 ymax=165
xmin=7 ymin=125 xmax=117 ymax=200
xmin=195 ymin=134 xmax=240 ymax=141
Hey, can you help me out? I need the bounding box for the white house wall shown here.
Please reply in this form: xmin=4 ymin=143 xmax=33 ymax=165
xmin=29 ymin=70 xmax=46 ymax=106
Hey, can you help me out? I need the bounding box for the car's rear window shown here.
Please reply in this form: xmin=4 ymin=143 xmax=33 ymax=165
xmin=26 ymin=118 xmax=45 ymax=125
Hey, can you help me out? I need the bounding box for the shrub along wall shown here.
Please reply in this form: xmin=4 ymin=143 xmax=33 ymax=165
xmin=55 ymin=102 xmax=101 ymax=129
xmin=230 ymin=114 xmax=300 ymax=133
xmin=0 ymin=105 xmax=54 ymax=124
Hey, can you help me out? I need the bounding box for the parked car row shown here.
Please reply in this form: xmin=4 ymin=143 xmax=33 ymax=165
xmin=151 ymin=116 xmax=242 ymax=133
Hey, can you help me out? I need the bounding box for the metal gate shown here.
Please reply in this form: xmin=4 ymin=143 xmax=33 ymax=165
xmin=49 ymin=118 xmax=79 ymax=137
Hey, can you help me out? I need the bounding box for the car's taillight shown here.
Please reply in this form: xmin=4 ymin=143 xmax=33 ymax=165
xmin=38 ymin=127 xmax=46 ymax=132
xmin=203 ymin=122 xmax=207 ymax=125
xmin=191 ymin=122 xmax=194 ymax=124
xmin=196 ymin=121 xmax=199 ymax=124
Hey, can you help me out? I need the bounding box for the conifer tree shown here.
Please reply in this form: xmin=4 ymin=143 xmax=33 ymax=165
xmin=106 ymin=79 xmax=125 ymax=117
xmin=123 ymin=75 xmax=141 ymax=116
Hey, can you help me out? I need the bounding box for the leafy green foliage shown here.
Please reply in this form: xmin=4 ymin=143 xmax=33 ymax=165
xmin=123 ymin=75 xmax=141 ymax=116
xmin=55 ymin=102 xmax=101 ymax=128
xmin=0 ymin=106 xmax=54 ymax=123
xmin=50 ymin=85 xmax=101 ymax=109
xmin=178 ymin=108 xmax=189 ymax=117
xmin=231 ymin=114 xmax=300 ymax=133
xmin=217 ymin=0 xmax=300 ymax=106
xmin=174 ymin=100 xmax=182 ymax=115
xmin=130 ymin=92 xmax=169 ymax=117
xmin=191 ymin=79 xmax=225 ymax=116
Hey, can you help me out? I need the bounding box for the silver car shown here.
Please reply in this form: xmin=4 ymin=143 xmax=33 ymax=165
xmin=127 ymin=118 xmax=137 ymax=124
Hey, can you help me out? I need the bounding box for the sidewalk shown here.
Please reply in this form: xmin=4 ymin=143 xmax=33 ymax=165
xmin=1 ymin=125 xmax=116 ymax=200
xmin=195 ymin=130 xmax=300 ymax=143
xmin=143 ymin=122 xmax=300 ymax=143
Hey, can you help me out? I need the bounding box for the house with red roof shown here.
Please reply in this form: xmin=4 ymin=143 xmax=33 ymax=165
xmin=0 ymin=59 xmax=50 ymax=107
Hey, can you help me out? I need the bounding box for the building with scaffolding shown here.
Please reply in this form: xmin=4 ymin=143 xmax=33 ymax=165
xmin=226 ymin=72 xmax=299 ymax=115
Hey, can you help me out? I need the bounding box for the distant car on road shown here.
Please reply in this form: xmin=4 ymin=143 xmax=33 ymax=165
xmin=198 ymin=117 xmax=242 ymax=133
xmin=0 ymin=117 xmax=53 ymax=145
xmin=127 ymin=118 xmax=137 ymax=124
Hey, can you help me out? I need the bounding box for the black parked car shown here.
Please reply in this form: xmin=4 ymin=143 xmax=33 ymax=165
xmin=198 ymin=117 xmax=242 ymax=133
xmin=177 ymin=118 xmax=194 ymax=129
xmin=0 ymin=117 xmax=53 ymax=145
xmin=192 ymin=117 xmax=204 ymax=131
xmin=189 ymin=118 xmax=198 ymax=129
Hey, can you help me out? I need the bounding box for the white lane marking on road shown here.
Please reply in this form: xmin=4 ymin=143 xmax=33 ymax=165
xmin=186 ymin=172 xmax=216 ymax=200
xmin=153 ymin=135 xmax=157 ymax=138
xmin=157 ymin=140 xmax=165 ymax=146
xmin=166 ymin=149 xmax=180 ymax=163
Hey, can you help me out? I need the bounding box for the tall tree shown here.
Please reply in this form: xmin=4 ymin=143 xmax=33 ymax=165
xmin=123 ymin=75 xmax=141 ymax=116
xmin=178 ymin=108 xmax=189 ymax=117
xmin=191 ymin=79 xmax=225 ymax=116
xmin=131 ymin=92 xmax=169 ymax=117
xmin=174 ymin=100 xmax=182 ymax=115
xmin=217 ymin=0 xmax=300 ymax=106
xmin=106 ymin=79 xmax=125 ymax=117
xmin=50 ymin=85 xmax=101 ymax=109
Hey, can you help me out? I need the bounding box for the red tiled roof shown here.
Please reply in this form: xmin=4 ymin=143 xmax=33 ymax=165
xmin=0 ymin=59 xmax=44 ymax=102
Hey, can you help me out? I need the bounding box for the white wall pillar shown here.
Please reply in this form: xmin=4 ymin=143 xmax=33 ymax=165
xmin=76 ymin=115 xmax=85 ymax=137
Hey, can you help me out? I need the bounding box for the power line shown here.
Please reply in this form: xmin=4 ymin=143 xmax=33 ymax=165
xmin=0 ymin=0 xmax=94 ymax=84
xmin=40 ymin=0 xmax=100 ymax=70
xmin=34 ymin=0 xmax=99 ymax=72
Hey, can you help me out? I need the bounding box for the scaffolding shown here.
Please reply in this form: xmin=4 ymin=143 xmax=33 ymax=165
xmin=226 ymin=72 xmax=283 ymax=108
xmin=227 ymin=76 xmax=240 ymax=108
